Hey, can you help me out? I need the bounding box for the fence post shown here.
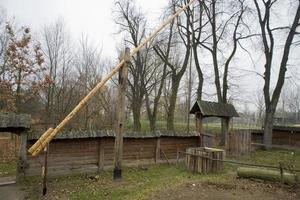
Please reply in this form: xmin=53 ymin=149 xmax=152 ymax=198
xmin=155 ymin=138 xmax=161 ymax=164
xmin=98 ymin=139 xmax=104 ymax=172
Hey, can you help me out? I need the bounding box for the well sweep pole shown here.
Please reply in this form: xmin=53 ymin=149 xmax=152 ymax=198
xmin=28 ymin=0 xmax=196 ymax=156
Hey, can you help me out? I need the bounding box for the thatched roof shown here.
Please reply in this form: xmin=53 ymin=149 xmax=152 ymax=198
xmin=189 ymin=100 xmax=239 ymax=118
xmin=0 ymin=113 xmax=31 ymax=132
xmin=28 ymin=130 xmax=200 ymax=140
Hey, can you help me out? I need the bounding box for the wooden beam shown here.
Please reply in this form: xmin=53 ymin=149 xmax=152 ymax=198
xmin=17 ymin=132 xmax=27 ymax=177
xmin=28 ymin=0 xmax=196 ymax=156
xmin=113 ymin=47 xmax=129 ymax=180
xmin=42 ymin=144 xmax=49 ymax=196
xmin=195 ymin=112 xmax=203 ymax=146
xmin=224 ymin=118 xmax=230 ymax=151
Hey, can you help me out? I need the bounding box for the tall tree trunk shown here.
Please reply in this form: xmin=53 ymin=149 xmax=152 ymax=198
xmin=167 ymin=77 xmax=181 ymax=130
xmin=149 ymin=117 xmax=156 ymax=132
xmin=263 ymin=106 xmax=275 ymax=148
xmin=132 ymin=101 xmax=141 ymax=131
xmin=193 ymin=45 xmax=203 ymax=100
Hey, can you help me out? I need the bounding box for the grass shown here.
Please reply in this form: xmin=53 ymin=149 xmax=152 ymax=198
xmin=23 ymin=165 xmax=208 ymax=200
xmin=0 ymin=160 xmax=16 ymax=177
xmin=20 ymin=149 xmax=300 ymax=199
xmin=227 ymin=149 xmax=300 ymax=176
xmin=125 ymin=120 xmax=258 ymax=134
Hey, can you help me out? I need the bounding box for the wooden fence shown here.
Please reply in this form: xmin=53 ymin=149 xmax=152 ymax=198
xmin=186 ymin=147 xmax=225 ymax=174
xmin=25 ymin=136 xmax=199 ymax=176
xmin=227 ymin=130 xmax=251 ymax=156
xmin=0 ymin=135 xmax=20 ymax=161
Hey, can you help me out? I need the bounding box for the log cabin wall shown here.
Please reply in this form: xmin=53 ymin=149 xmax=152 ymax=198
xmin=251 ymin=126 xmax=300 ymax=147
xmin=25 ymin=135 xmax=199 ymax=176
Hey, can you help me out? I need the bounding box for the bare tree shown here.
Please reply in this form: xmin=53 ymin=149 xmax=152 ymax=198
xmin=253 ymin=0 xmax=300 ymax=147
xmin=286 ymin=85 xmax=300 ymax=122
xmin=41 ymin=19 xmax=73 ymax=125
xmin=254 ymin=89 xmax=265 ymax=127
xmin=0 ymin=8 xmax=9 ymax=79
xmin=114 ymin=0 xmax=149 ymax=131
xmin=187 ymin=0 xmax=206 ymax=100
xmin=199 ymin=0 xmax=247 ymax=145
xmin=74 ymin=34 xmax=103 ymax=129
xmin=142 ymin=43 xmax=167 ymax=131
xmin=154 ymin=0 xmax=191 ymax=130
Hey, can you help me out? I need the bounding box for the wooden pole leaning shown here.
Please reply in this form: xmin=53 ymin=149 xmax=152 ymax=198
xmin=28 ymin=0 xmax=196 ymax=156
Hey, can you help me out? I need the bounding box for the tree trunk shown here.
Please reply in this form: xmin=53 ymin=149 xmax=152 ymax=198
xmin=132 ymin=102 xmax=141 ymax=131
xmin=167 ymin=77 xmax=180 ymax=130
xmin=149 ymin=117 xmax=156 ymax=132
xmin=263 ymin=106 xmax=275 ymax=148
xmin=193 ymin=45 xmax=203 ymax=100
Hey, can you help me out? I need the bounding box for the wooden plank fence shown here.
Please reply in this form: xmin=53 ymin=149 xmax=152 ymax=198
xmin=186 ymin=147 xmax=225 ymax=174
xmin=0 ymin=135 xmax=20 ymax=161
xmin=228 ymin=130 xmax=251 ymax=156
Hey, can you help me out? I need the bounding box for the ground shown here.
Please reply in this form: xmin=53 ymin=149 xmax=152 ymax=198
xmin=0 ymin=184 xmax=26 ymax=200
xmin=0 ymin=149 xmax=299 ymax=200
xmin=0 ymin=160 xmax=16 ymax=177
xmin=150 ymin=176 xmax=299 ymax=200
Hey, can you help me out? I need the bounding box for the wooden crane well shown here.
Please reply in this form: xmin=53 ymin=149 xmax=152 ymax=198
xmin=26 ymin=0 xmax=197 ymax=184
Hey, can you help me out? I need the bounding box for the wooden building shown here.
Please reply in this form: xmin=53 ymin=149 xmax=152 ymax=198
xmin=0 ymin=113 xmax=31 ymax=177
xmin=251 ymin=126 xmax=300 ymax=147
xmin=25 ymin=130 xmax=200 ymax=176
xmin=189 ymin=100 xmax=239 ymax=147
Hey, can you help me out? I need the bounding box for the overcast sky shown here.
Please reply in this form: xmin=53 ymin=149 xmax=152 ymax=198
xmin=1 ymin=0 xmax=168 ymax=57
xmin=1 ymin=0 xmax=299 ymax=112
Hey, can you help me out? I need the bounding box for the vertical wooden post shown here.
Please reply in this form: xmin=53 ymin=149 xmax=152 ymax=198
xmin=42 ymin=144 xmax=49 ymax=196
xmin=113 ymin=47 xmax=130 ymax=180
xmin=17 ymin=132 xmax=27 ymax=178
xmin=224 ymin=117 xmax=230 ymax=151
xmin=195 ymin=112 xmax=203 ymax=146
xmin=98 ymin=139 xmax=104 ymax=172
xmin=155 ymin=138 xmax=161 ymax=164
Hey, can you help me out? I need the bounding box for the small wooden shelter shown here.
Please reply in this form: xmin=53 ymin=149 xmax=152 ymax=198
xmin=189 ymin=100 xmax=239 ymax=147
xmin=0 ymin=113 xmax=31 ymax=177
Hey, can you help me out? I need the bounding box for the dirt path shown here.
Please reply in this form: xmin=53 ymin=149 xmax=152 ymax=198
xmin=150 ymin=179 xmax=300 ymax=200
xmin=0 ymin=184 xmax=26 ymax=200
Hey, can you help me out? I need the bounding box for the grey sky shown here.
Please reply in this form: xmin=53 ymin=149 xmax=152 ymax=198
xmin=1 ymin=0 xmax=299 ymax=112
xmin=1 ymin=0 xmax=168 ymax=57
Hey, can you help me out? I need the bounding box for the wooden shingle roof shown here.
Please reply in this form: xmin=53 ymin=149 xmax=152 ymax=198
xmin=0 ymin=113 xmax=31 ymax=132
xmin=189 ymin=100 xmax=239 ymax=118
xmin=28 ymin=130 xmax=200 ymax=140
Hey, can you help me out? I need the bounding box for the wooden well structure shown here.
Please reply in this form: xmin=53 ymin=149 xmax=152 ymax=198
xmin=189 ymin=100 xmax=239 ymax=148
xmin=0 ymin=113 xmax=31 ymax=178
xmin=186 ymin=101 xmax=239 ymax=173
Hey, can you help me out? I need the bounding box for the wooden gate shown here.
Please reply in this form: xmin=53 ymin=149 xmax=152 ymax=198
xmin=228 ymin=130 xmax=251 ymax=156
